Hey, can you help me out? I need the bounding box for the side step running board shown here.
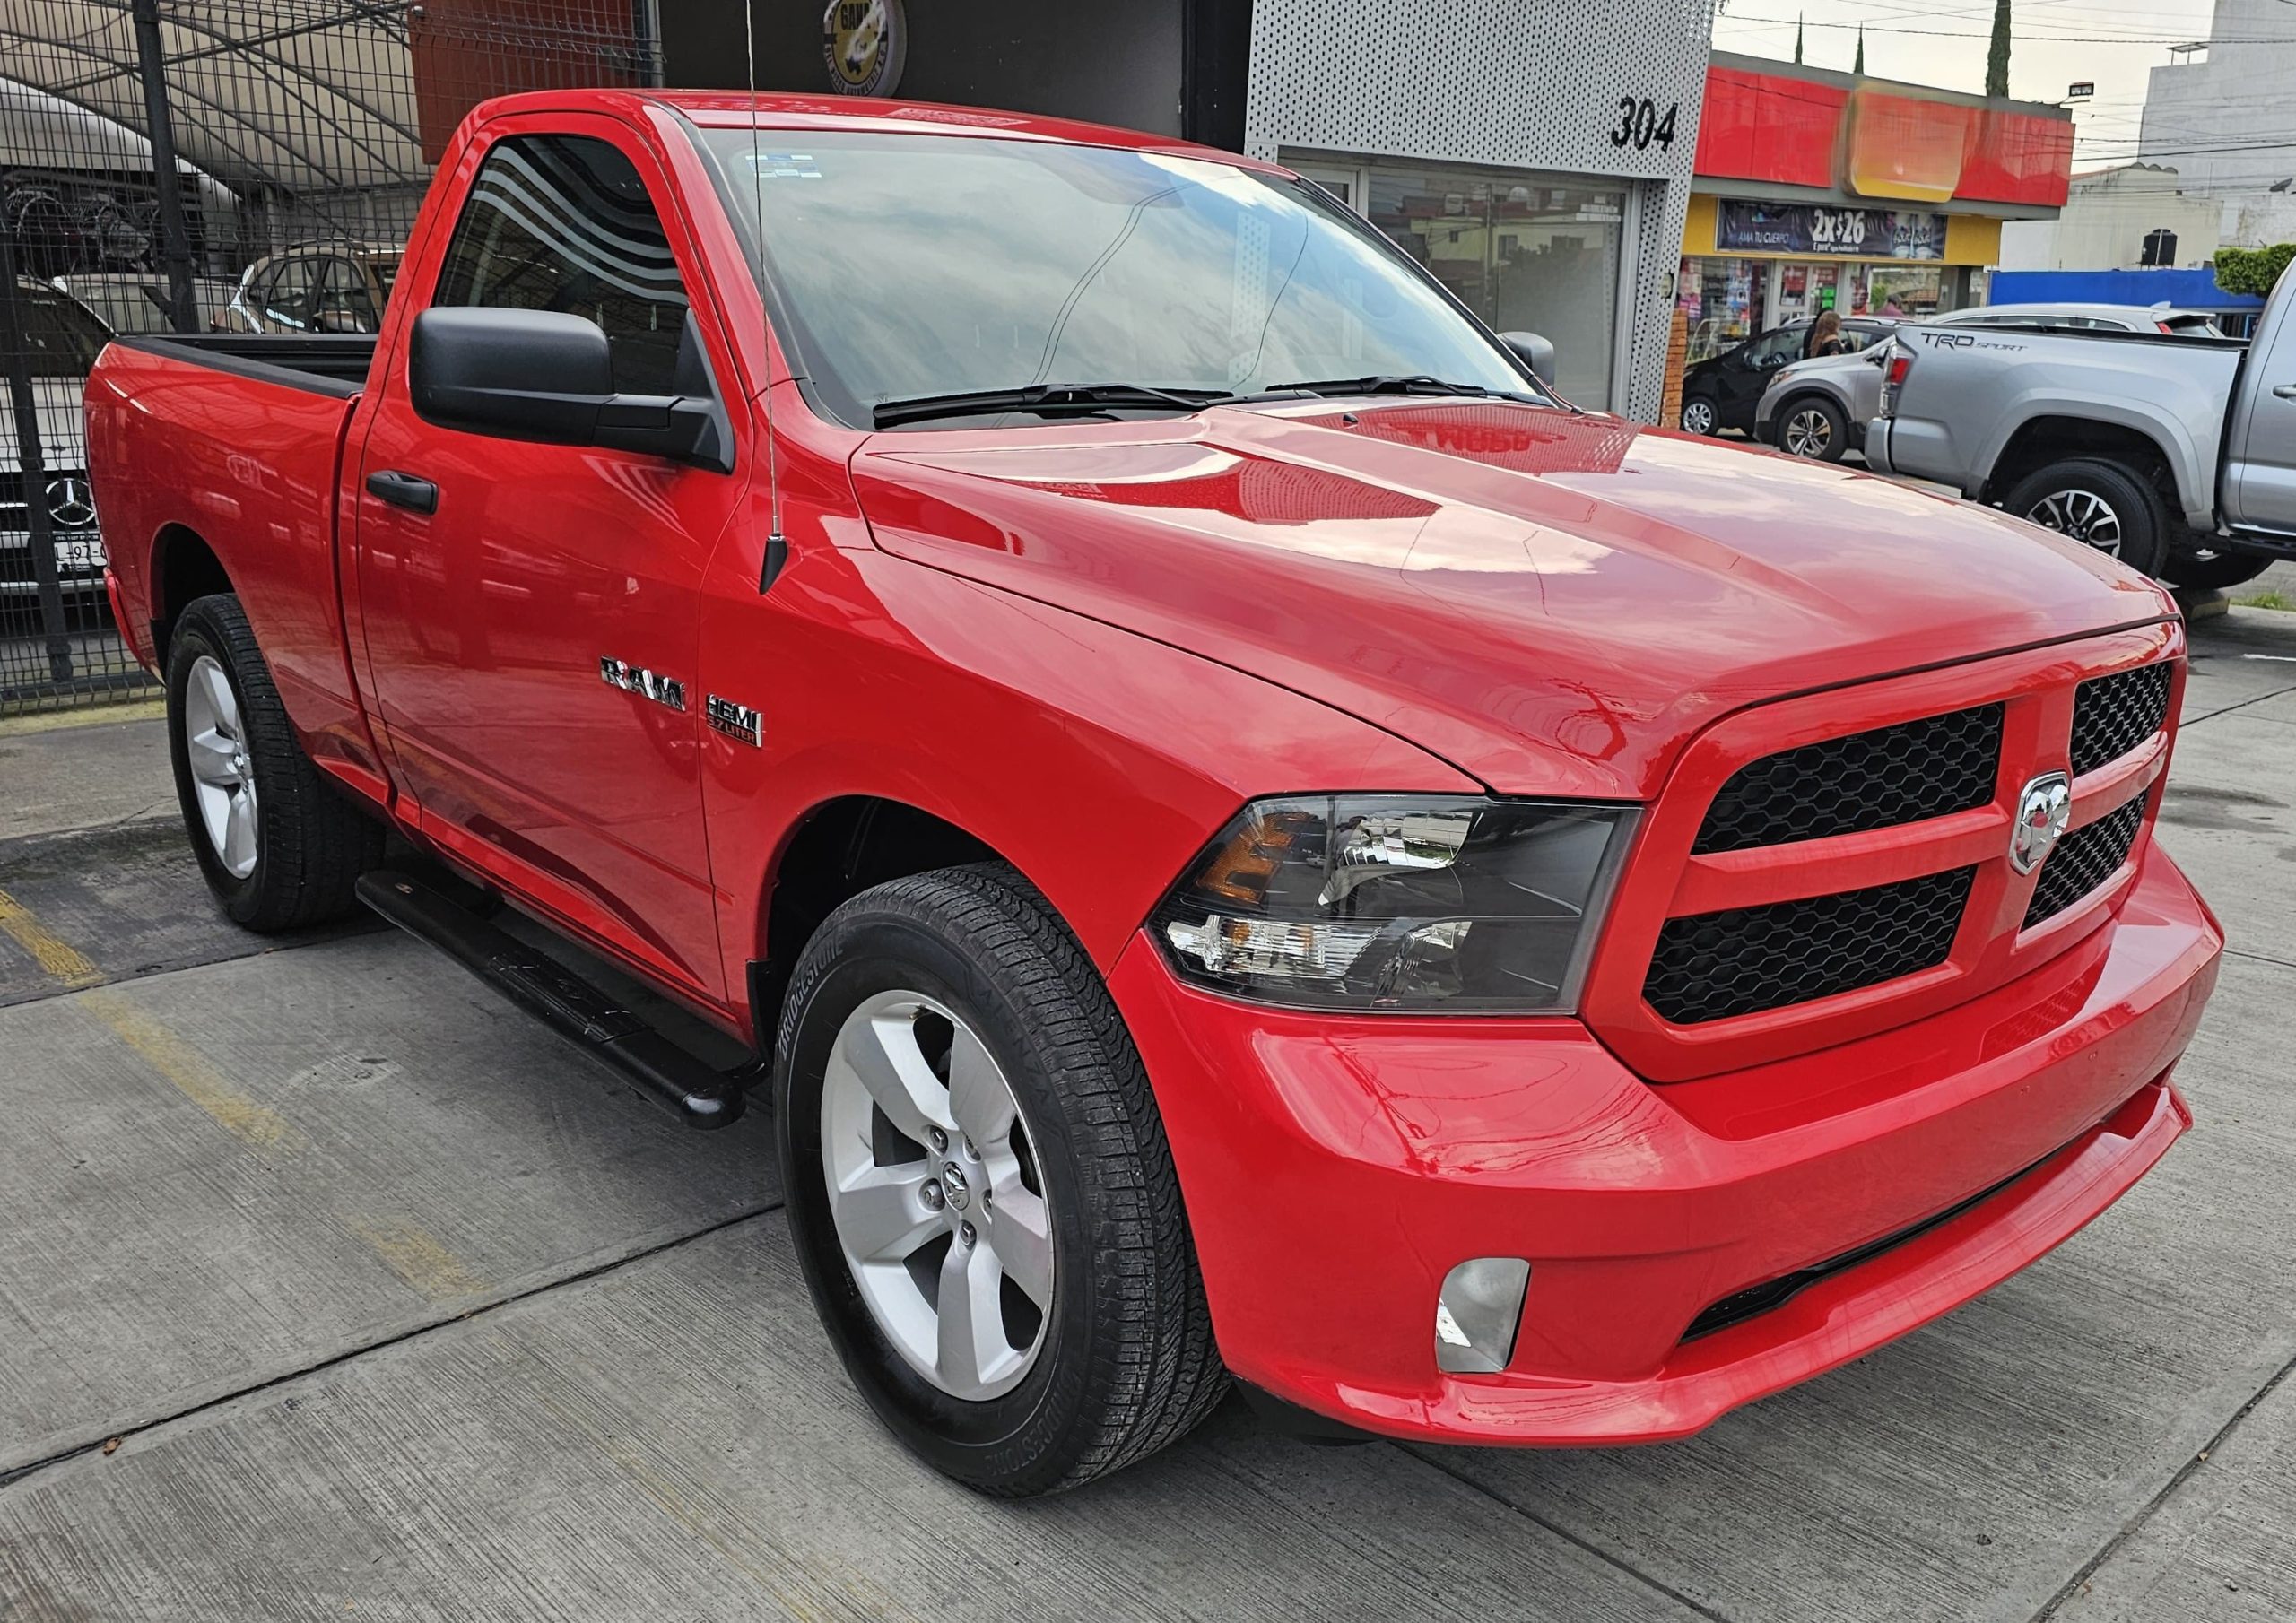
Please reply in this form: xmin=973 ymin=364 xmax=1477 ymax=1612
xmin=356 ymin=869 xmax=749 ymax=1130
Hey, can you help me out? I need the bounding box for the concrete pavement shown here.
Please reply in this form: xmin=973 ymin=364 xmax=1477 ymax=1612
xmin=3 ymin=603 xmax=2296 ymax=1619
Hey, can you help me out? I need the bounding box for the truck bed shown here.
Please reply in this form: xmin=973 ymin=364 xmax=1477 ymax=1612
xmin=85 ymin=331 xmax=380 ymax=793
xmin=112 ymin=333 xmax=378 ymax=395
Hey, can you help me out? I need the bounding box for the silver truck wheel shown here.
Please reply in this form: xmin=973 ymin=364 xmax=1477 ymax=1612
xmin=776 ymin=864 xmax=1225 ymax=1496
xmin=182 ymin=654 xmax=260 ymax=880
xmin=2001 ymin=458 xmax=2169 ymax=579
xmin=165 ymin=594 xmax=384 ymax=931
xmin=821 ymin=988 xmax=1054 ymax=1402
xmin=2028 ymin=489 xmax=2123 ymax=556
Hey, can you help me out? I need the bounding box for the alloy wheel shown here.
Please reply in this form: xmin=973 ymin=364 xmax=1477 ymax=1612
xmin=1783 ymin=407 xmax=1833 ymax=457
xmin=2027 ymin=489 xmax=2125 ymax=557
xmin=182 ymin=653 xmax=259 ymax=879
xmin=1681 ymin=397 xmax=1716 ymax=435
xmin=821 ymin=989 xmax=1054 ymax=1402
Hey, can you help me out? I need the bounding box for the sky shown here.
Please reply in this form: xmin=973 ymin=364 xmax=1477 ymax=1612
xmin=1710 ymin=0 xmax=2224 ymax=167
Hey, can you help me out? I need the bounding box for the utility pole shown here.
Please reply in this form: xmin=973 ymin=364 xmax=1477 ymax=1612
xmin=1987 ymin=0 xmax=2012 ymax=98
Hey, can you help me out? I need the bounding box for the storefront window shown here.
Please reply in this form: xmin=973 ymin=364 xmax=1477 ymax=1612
xmin=1861 ymin=264 xmax=1944 ymax=317
xmin=1679 ymin=256 xmax=1762 ymax=363
xmin=1352 ymin=161 xmax=1624 ymax=410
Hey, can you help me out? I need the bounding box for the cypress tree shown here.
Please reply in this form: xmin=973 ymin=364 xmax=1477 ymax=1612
xmin=1795 ymin=13 xmax=1805 ymax=64
xmin=1854 ymin=24 xmax=1865 ymax=74
xmin=1987 ymin=0 xmax=2011 ymax=97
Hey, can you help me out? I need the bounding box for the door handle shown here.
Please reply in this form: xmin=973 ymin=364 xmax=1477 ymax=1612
xmin=366 ymin=469 xmax=439 ymax=515
xmin=2274 ymin=384 xmax=2296 ymax=400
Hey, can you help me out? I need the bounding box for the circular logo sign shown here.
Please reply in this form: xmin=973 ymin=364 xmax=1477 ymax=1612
xmin=45 ymin=475 xmax=96 ymax=530
xmin=822 ymin=0 xmax=906 ymax=97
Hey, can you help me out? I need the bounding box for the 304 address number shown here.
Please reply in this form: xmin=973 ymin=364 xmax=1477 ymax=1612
xmin=1608 ymin=97 xmax=1680 ymax=152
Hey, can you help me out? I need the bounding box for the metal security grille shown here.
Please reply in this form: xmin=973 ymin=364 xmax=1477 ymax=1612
xmin=1692 ymin=703 xmax=2005 ymax=855
xmin=2069 ymin=662 xmax=2172 ymax=779
xmin=2024 ymin=796 xmax=2147 ymax=930
xmin=0 ymin=0 xmax=661 ymax=716
xmin=1643 ymin=865 xmax=1975 ymax=1026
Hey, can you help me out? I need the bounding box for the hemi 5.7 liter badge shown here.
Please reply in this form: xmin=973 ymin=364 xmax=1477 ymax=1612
xmin=707 ymin=695 xmax=763 ymax=747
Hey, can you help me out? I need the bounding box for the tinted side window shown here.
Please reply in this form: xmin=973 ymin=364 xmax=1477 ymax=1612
xmin=1744 ymin=327 xmax=1803 ymax=367
xmin=432 ymin=134 xmax=689 ymax=395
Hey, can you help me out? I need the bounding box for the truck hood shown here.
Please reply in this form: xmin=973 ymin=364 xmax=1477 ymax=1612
xmin=851 ymin=401 xmax=2173 ymax=798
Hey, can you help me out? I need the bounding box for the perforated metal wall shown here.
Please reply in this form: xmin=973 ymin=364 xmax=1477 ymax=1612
xmin=1244 ymin=0 xmax=1718 ymax=421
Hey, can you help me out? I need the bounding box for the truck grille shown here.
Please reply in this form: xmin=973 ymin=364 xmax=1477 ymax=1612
xmin=1620 ymin=647 xmax=2179 ymax=1046
xmin=1643 ymin=866 xmax=1974 ymax=1025
xmin=2071 ymin=664 xmax=2171 ymax=777
xmin=1693 ymin=703 xmax=2003 ymax=854
xmin=2024 ymin=797 xmax=2147 ymax=929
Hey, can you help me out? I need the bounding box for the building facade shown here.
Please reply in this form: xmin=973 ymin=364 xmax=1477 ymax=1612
xmin=2139 ymin=0 xmax=2296 ymax=249
xmin=1997 ymin=164 xmax=2223 ymax=274
xmin=1680 ymin=55 xmax=2071 ymax=362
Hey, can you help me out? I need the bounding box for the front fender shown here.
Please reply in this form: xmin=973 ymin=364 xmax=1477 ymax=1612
xmin=695 ymin=542 xmax=1480 ymax=994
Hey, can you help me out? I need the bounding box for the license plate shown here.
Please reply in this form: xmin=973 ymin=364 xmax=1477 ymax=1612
xmin=57 ymin=538 xmax=106 ymax=571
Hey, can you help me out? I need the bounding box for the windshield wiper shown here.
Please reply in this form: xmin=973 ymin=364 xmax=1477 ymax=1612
xmin=873 ymin=381 xmax=1232 ymax=429
xmin=1253 ymin=374 xmax=1535 ymax=402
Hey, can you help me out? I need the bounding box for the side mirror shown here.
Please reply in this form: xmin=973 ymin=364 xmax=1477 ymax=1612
xmin=1499 ymin=330 xmax=1556 ymax=386
xmin=408 ymin=307 xmax=731 ymax=471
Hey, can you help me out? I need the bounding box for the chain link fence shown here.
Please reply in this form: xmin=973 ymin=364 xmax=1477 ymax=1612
xmin=0 ymin=0 xmax=661 ymax=716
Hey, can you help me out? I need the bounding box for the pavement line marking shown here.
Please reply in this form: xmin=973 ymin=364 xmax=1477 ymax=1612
xmin=0 ymin=698 xmax=164 ymax=739
xmin=342 ymin=1217 xmax=487 ymax=1302
xmin=0 ymin=885 xmax=104 ymax=990
xmin=77 ymin=989 xmax=304 ymax=1154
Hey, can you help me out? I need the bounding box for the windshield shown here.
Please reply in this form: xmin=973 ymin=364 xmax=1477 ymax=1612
xmin=697 ymin=130 xmax=1542 ymax=426
xmin=16 ymin=288 xmax=109 ymax=376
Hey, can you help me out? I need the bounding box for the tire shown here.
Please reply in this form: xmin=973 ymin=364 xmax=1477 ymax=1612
xmin=2001 ymin=458 xmax=2170 ymax=579
xmin=1679 ymin=392 xmax=1719 ymax=436
xmin=775 ymin=863 xmax=1225 ymax=1496
xmin=165 ymin=594 xmax=383 ymax=931
xmin=1774 ymin=395 xmax=1849 ymax=462
xmin=2162 ymin=540 xmax=2274 ymax=591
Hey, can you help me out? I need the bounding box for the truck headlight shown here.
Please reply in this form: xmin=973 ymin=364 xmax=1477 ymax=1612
xmin=1152 ymin=795 xmax=1639 ymax=1012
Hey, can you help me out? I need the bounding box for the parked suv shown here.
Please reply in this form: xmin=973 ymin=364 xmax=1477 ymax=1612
xmin=1678 ymin=316 xmax=1893 ymax=437
xmin=222 ymin=242 xmax=400 ymax=335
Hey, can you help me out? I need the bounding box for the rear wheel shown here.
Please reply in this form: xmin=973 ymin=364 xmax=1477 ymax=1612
xmin=2161 ymin=540 xmax=2274 ymax=591
xmin=1679 ymin=393 xmax=1718 ymax=436
xmin=165 ymin=594 xmax=382 ymax=931
xmin=1775 ymin=395 xmax=1849 ymax=462
xmin=2001 ymin=458 xmax=2170 ymax=580
xmin=775 ymin=863 xmax=1224 ymax=1496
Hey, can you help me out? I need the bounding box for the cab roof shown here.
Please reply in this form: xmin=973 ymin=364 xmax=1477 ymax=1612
xmin=641 ymin=90 xmax=1289 ymax=174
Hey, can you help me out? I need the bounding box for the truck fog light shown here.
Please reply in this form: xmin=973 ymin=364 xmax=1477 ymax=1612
xmin=1434 ymin=1256 xmax=1531 ymax=1375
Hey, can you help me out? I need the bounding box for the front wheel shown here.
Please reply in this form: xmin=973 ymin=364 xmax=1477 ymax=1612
xmin=1679 ymin=393 xmax=1719 ymax=436
xmin=2001 ymin=458 xmax=2170 ymax=579
xmin=165 ymin=594 xmax=382 ymax=931
xmin=1775 ymin=395 xmax=1849 ymax=462
xmin=775 ymin=864 xmax=1225 ymax=1496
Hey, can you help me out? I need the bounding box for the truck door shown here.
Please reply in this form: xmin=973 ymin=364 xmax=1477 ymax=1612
xmin=2227 ymin=297 xmax=2296 ymax=535
xmin=352 ymin=121 xmax=744 ymax=1000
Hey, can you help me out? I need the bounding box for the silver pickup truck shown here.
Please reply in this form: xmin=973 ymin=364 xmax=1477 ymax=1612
xmin=1867 ymin=268 xmax=2296 ymax=587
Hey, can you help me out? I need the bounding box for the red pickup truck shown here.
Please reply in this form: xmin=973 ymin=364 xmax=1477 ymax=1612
xmin=85 ymin=91 xmax=2222 ymax=1497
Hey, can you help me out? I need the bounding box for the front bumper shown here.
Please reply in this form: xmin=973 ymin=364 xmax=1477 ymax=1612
xmin=1110 ymin=836 xmax=2219 ymax=1445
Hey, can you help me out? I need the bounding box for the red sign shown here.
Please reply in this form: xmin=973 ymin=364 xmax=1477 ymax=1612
xmin=1694 ymin=64 xmax=2072 ymax=210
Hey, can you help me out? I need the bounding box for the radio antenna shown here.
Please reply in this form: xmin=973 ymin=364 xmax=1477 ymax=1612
xmin=745 ymin=0 xmax=787 ymax=586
